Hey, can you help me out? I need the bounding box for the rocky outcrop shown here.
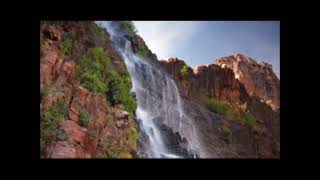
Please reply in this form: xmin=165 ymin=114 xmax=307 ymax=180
xmin=215 ymin=54 xmax=280 ymax=111
xmin=160 ymin=57 xmax=243 ymax=106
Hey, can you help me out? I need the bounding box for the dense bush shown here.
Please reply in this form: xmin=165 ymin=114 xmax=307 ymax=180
xmin=206 ymin=98 xmax=234 ymax=119
xmin=40 ymin=99 xmax=68 ymax=155
xmin=77 ymin=47 xmax=137 ymax=114
xmin=106 ymin=71 xmax=137 ymax=114
xmin=242 ymin=112 xmax=256 ymax=127
xmin=120 ymin=21 xmax=137 ymax=34
xmin=237 ymin=102 xmax=257 ymax=127
xmin=222 ymin=126 xmax=232 ymax=144
xmin=137 ymin=43 xmax=147 ymax=58
xmin=180 ymin=65 xmax=189 ymax=76
xmin=59 ymin=36 xmax=72 ymax=56
xmin=78 ymin=48 xmax=111 ymax=94
xmin=80 ymin=72 xmax=106 ymax=93
xmin=78 ymin=108 xmax=90 ymax=127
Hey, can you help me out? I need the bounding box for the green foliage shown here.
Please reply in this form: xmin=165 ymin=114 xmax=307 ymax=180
xmin=59 ymin=36 xmax=72 ymax=56
xmin=77 ymin=48 xmax=137 ymax=114
xmin=40 ymin=99 xmax=68 ymax=155
xmin=222 ymin=126 xmax=232 ymax=144
xmin=80 ymin=72 xmax=106 ymax=93
xmin=120 ymin=21 xmax=137 ymax=34
xmin=78 ymin=108 xmax=90 ymax=127
xmin=137 ymin=43 xmax=147 ymax=58
xmin=237 ymin=102 xmax=257 ymax=127
xmin=129 ymin=127 xmax=138 ymax=148
xmin=206 ymin=98 xmax=234 ymax=119
xmin=78 ymin=48 xmax=111 ymax=94
xmin=93 ymin=24 xmax=106 ymax=45
xmin=180 ymin=64 xmax=189 ymax=76
xmin=106 ymin=71 xmax=137 ymax=114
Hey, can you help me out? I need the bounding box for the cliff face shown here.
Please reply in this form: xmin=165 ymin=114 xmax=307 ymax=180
xmin=40 ymin=21 xmax=137 ymax=158
xmin=160 ymin=57 xmax=243 ymax=106
xmin=215 ymin=54 xmax=280 ymax=111
xmin=160 ymin=56 xmax=280 ymax=158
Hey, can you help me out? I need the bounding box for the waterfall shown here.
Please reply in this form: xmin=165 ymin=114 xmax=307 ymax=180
xmin=99 ymin=21 xmax=205 ymax=158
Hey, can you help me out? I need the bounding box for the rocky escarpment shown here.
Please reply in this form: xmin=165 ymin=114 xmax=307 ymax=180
xmin=160 ymin=57 xmax=280 ymax=158
xmin=215 ymin=54 xmax=280 ymax=111
xmin=40 ymin=21 xmax=138 ymax=158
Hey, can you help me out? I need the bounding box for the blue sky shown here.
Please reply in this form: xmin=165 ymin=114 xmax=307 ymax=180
xmin=133 ymin=21 xmax=280 ymax=78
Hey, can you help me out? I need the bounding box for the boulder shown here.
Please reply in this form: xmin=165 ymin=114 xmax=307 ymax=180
xmin=59 ymin=120 xmax=87 ymax=146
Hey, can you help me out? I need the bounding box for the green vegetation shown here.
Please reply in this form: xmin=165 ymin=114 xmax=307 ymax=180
xmin=222 ymin=126 xmax=232 ymax=144
xmin=77 ymin=47 xmax=137 ymax=114
xmin=240 ymin=111 xmax=256 ymax=127
xmin=237 ymin=102 xmax=257 ymax=127
xmin=180 ymin=64 xmax=189 ymax=76
xmin=78 ymin=47 xmax=111 ymax=94
xmin=137 ymin=43 xmax=147 ymax=58
xmin=59 ymin=36 xmax=72 ymax=56
xmin=93 ymin=24 xmax=106 ymax=45
xmin=80 ymin=72 xmax=107 ymax=93
xmin=106 ymin=71 xmax=137 ymax=114
xmin=206 ymin=98 xmax=234 ymax=119
xmin=78 ymin=108 xmax=90 ymax=127
xmin=120 ymin=21 xmax=137 ymax=34
xmin=128 ymin=126 xmax=138 ymax=148
xmin=40 ymin=99 xmax=68 ymax=155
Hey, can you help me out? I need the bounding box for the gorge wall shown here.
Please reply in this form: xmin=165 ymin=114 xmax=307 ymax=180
xmin=40 ymin=21 xmax=280 ymax=158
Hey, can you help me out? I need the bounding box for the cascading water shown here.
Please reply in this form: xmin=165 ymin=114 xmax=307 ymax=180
xmin=99 ymin=21 xmax=205 ymax=158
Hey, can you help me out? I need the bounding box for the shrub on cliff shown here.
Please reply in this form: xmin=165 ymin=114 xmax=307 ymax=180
xmin=106 ymin=71 xmax=137 ymax=114
xmin=59 ymin=36 xmax=72 ymax=56
xmin=80 ymin=72 xmax=106 ymax=93
xmin=222 ymin=126 xmax=232 ymax=144
xmin=78 ymin=108 xmax=90 ymax=127
xmin=237 ymin=102 xmax=257 ymax=127
xmin=78 ymin=47 xmax=111 ymax=94
xmin=180 ymin=64 xmax=189 ymax=76
xmin=206 ymin=98 xmax=234 ymax=119
xmin=120 ymin=21 xmax=137 ymax=34
xmin=40 ymin=99 xmax=68 ymax=155
xmin=137 ymin=43 xmax=147 ymax=58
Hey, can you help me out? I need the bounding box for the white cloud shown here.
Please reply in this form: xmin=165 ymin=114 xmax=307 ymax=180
xmin=133 ymin=21 xmax=201 ymax=60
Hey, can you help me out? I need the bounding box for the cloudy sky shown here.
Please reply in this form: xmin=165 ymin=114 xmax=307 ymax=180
xmin=133 ymin=21 xmax=280 ymax=78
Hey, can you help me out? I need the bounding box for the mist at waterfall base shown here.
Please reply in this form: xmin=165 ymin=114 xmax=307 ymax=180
xmin=99 ymin=21 xmax=206 ymax=158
